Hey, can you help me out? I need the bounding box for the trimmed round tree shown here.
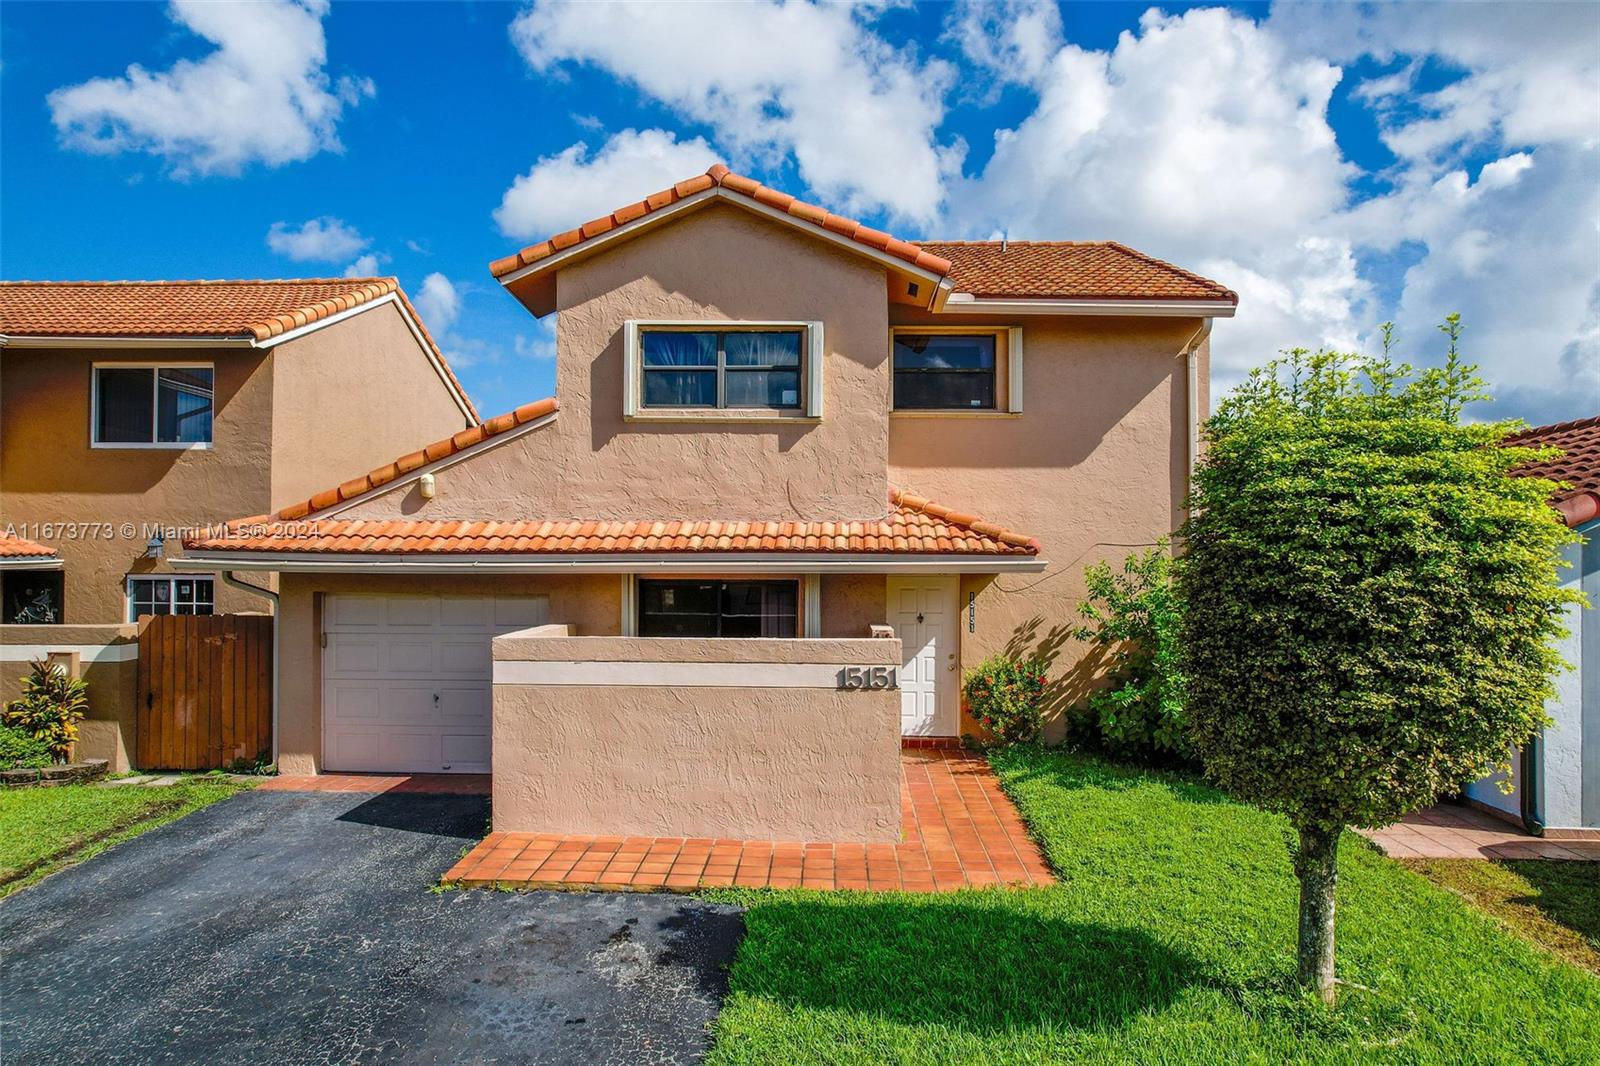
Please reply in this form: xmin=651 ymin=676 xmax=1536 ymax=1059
xmin=1177 ymin=323 xmax=1580 ymax=1004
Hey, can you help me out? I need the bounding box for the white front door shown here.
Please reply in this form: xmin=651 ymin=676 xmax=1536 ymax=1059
xmin=321 ymin=594 xmax=547 ymax=773
xmin=887 ymin=576 xmax=960 ymax=736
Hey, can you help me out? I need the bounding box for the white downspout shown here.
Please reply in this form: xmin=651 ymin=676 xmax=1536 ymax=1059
xmin=220 ymin=571 xmax=280 ymax=766
xmin=1182 ymin=319 xmax=1212 ymax=503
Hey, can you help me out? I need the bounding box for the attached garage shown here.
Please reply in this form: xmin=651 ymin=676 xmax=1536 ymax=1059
xmin=322 ymin=594 xmax=548 ymax=773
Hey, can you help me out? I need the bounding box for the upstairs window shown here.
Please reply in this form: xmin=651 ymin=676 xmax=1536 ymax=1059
xmin=892 ymin=334 xmax=996 ymax=410
xmin=641 ymin=329 xmax=803 ymax=409
xmin=637 ymin=579 xmax=798 ymax=638
xmin=94 ymin=365 xmax=214 ymax=446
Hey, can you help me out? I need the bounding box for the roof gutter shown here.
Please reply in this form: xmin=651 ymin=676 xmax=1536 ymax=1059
xmin=218 ymin=571 xmax=280 ymax=768
xmin=939 ymin=295 xmax=1238 ymax=318
xmin=0 ymin=555 xmax=65 ymax=570
xmin=171 ymin=553 xmax=1047 ymax=576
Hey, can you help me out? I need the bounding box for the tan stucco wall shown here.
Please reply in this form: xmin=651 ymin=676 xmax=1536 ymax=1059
xmin=0 ymin=623 xmax=139 ymax=770
xmin=274 ymin=571 xmax=621 ymax=774
xmin=888 ymin=311 xmax=1208 ymax=738
xmin=492 ymin=634 xmax=902 ymax=841
xmin=268 ymin=300 xmax=472 ymax=508
xmin=0 ymin=348 xmax=276 ymax=622
xmin=340 ymin=203 xmax=892 ymax=523
xmin=821 ymin=573 xmax=887 ymax=637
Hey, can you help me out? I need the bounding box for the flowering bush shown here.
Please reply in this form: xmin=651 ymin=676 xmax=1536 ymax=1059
xmin=963 ymin=655 xmax=1047 ymax=746
xmin=3 ymin=660 xmax=89 ymax=763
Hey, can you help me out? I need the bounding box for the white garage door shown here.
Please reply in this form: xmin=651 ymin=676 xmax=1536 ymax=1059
xmin=322 ymin=594 xmax=548 ymax=774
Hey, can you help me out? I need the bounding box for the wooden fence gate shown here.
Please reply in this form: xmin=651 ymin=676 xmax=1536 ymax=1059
xmin=136 ymin=614 xmax=272 ymax=771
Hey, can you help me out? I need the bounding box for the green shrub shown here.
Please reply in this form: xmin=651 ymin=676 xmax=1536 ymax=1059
xmin=0 ymin=722 xmax=53 ymax=769
xmin=3 ymin=660 xmax=89 ymax=763
xmin=963 ymin=654 xmax=1047 ymax=746
xmin=1070 ymin=541 xmax=1190 ymax=762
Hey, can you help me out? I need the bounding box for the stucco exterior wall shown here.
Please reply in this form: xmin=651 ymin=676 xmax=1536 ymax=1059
xmin=0 ymin=623 xmax=139 ymax=770
xmin=268 ymin=300 xmax=472 ymax=509
xmin=340 ymin=204 xmax=892 ymax=523
xmin=821 ymin=573 xmax=887 ymax=638
xmin=0 ymin=348 xmax=275 ymax=622
xmin=887 ymin=311 xmax=1206 ymax=738
xmin=274 ymin=571 xmax=622 ymax=774
xmin=492 ymin=634 xmax=902 ymax=840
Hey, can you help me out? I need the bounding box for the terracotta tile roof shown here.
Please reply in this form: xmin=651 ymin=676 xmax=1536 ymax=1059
xmin=0 ymin=533 xmax=58 ymax=559
xmin=0 ymin=278 xmax=478 ymax=420
xmin=489 ymin=164 xmax=953 ymax=279
xmin=183 ymin=486 xmax=1039 ymax=558
xmin=1507 ymin=414 xmax=1600 ymax=527
xmin=918 ymin=241 xmax=1237 ymax=302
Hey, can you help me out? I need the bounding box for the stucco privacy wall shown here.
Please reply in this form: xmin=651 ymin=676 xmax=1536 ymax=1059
xmin=0 ymin=348 xmax=275 ymax=622
xmin=492 ymin=634 xmax=902 ymax=841
xmin=339 ymin=203 xmax=892 ymax=523
xmin=267 ymin=300 xmax=471 ymax=509
xmin=274 ymin=572 xmax=621 ymax=774
xmin=0 ymin=624 xmax=138 ymax=770
xmin=887 ymin=311 xmax=1208 ymax=739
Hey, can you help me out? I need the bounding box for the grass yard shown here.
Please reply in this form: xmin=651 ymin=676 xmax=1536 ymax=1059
xmin=705 ymin=749 xmax=1600 ymax=1065
xmin=1407 ymin=858 xmax=1600 ymax=974
xmin=0 ymin=777 xmax=248 ymax=897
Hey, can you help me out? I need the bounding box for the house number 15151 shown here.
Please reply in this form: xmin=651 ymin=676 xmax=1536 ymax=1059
xmin=838 ymin=666 xmax=897 ymax=690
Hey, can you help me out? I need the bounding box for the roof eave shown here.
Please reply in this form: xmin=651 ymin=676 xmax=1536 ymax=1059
xmin=171 ymin=551 xmax=1046 ymax=575
xmin=939 ymin=294 xmax=1238 ymax=318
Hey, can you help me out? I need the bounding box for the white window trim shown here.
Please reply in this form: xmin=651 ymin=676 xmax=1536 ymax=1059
xmin=126 ymin=574 xmax=215 ymax=622
xmin=623 ymin=320 xmax=824 ymax=421
xmin=91 ymin=361 xmax=216 ymax=450
xmin=888 ymin=327 xmax=1022 ymax=415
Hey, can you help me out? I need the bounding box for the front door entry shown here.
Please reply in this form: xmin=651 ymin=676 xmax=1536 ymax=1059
xmin=887 ymin=576 xmax=959 ymax=736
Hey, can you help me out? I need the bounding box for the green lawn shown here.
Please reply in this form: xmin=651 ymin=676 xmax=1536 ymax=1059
xmin=705 ymin=749 xmax=1600 ymax=1065
xmin=0 ymin=777 xmax=248 ymax=896
xmin=1407 ymin=858 xmax=1600 ymax=975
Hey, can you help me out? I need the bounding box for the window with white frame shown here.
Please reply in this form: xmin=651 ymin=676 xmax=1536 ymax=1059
xmin=128 ymin=575 xmax=214 ymax=620
xmin=94 ymin=365 xmax=214 ymax=445
xmin=624 ymin=321 xmax=824 ymax=418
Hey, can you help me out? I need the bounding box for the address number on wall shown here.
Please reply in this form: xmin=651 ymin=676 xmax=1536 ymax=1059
xmin=838 ymin=666 xmax=898 ymax=690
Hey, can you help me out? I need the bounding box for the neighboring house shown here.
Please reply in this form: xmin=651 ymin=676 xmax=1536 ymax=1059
xmin=1 ymin=278 xmax=477 ymax=764
xmin=1467 ymin=415 xmax=1600 ymax=836
xmin=178 ymin=165 xmax=1236 ymax=841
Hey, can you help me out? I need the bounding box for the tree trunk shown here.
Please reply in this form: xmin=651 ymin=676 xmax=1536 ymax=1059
xmin=1294 ymin=823 xmax=1340 ymax=1005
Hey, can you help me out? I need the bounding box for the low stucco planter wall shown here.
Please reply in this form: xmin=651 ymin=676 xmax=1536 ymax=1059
xmin=492 ymin=632 xmax=903 ymax=842
xmin=1 ymin=625 xmax=139 ymax=773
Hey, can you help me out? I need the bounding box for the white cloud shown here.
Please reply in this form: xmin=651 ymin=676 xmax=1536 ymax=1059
xmin=494 ymin=128 xmax=718 ymax=240
xmin=266 ymin=217 xmax=369 ymax=262
xmin=47 ymin=0 xmax=373 ymax=177
xmin=342 ymin=254 xmax=381 ymax=278
xmin=514 ymin=319 xmax=558 ymax=362
xmin=414 ymin=272 xmax=462 ymax=334
xmin=947 ymin=0 xmax=1063 ymax=90
xmin=508 ymin=0 xmax=959 ymax=224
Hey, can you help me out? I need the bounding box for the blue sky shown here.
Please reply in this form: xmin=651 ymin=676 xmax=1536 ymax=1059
xmin=3 ymin=1 xmax=1596 ymax=424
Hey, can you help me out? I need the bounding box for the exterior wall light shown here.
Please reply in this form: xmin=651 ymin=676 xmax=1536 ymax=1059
xmin=418 ymin=473 xmax=437 ymax=500
xmin=145 ymin=534 xmax=164 ymax=559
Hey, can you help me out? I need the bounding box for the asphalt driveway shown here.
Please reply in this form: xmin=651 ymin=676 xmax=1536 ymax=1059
xmin=0 ymin=787 xmax=743 ymax=1065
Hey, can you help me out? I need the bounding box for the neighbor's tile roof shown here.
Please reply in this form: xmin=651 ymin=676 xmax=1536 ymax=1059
xmin=184 ymin=484 xmax=1039 ymax=558
xmin=0 ymin=278 xmax=477 ymax=419
xmin=1507 ymin=414 xmax=1600 ymax=527
xmin=0 ymin=533 xmax=58 ymax=559
xmin=920 ymin=241 xmax=1237 ymax=302
xmin=490 ymin=164 xmax=953 ymax=279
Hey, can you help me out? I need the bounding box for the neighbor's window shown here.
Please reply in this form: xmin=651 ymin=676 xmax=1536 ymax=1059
xmin=638 ymin=579 xmax=798 ymax=638
xmin=94 ymin=365 xmax=214 ymax=445
xmin=128 ymin=575 xmax=213 ymax=620
xmin=892 ymin=334 xmax=996 ymax=410
xmin=2 ymin=571 xmax=63 ymax=624
xmin=641 ymin=329 xmax=803 ymax=410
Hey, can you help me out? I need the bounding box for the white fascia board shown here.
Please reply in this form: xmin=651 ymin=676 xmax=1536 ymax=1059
xmin=301 ymin=410 xmax=559 ymax=521
xmin=941 ymin=294 xmax=1238 ymax=318
xmin=0 ymin=556 xmax=64 ymax=570
xmin=1 ymin=334 xmax=253 ymax=349
xmin=494 ymin=187 xmax=949 ymax=304
xmin=170 ymin=552 xmax=1048 ymax=575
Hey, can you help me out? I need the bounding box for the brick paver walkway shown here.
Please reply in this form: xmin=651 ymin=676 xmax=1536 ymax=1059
xmin=258 ymin=773 xmax=491 ymax=795
xmin=444 ymin=748 xmax=1053 ymax=892
xmin=1362 ymin=804 xmax=1600 ymax=860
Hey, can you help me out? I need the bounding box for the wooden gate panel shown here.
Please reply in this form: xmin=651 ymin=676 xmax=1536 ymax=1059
xmin=136 ymin=614 xmax=271 ymax=771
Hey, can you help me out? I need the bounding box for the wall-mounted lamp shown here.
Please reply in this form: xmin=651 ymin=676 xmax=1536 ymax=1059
xmin=145 ymin=534 xmax=164 ymax=559
xmin=418 ymin=473 xmax=437 ymax=500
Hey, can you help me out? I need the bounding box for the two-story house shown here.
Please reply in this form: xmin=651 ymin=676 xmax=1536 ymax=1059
xmin=1 ymin=278 xmax=476 ymax=764
xmin=178 ymin=166 xmax=1235 ymax=842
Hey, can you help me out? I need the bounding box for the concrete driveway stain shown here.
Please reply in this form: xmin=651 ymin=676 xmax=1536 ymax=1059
xmin=0 ymin=788 xmax=744 ymax=1065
